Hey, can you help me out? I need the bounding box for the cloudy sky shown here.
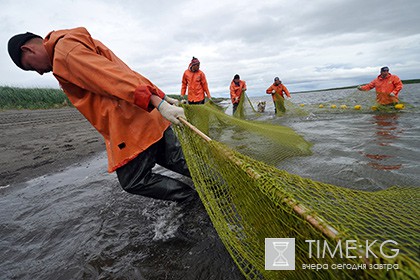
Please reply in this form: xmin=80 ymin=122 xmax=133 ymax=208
xmin=1 ymin=0 xmax=419 ymax=97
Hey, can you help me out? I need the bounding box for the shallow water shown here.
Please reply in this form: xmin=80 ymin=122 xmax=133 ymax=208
xmin=0 ymin=153 xmax=243 ymax=279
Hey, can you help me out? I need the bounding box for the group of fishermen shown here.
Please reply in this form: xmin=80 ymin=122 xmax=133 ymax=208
xmin=182 ymin=58 xmax=403 ymax=115
xmin=7 ymin=27 xmax=403 ymax=204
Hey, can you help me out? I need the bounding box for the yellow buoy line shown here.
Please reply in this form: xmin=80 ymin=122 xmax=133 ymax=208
xmin=309 ymin=103 xmax=406 ymax=111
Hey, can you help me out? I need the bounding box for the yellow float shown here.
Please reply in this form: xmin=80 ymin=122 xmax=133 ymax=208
xmin=395 ymin=104 xmax=404 ymax=110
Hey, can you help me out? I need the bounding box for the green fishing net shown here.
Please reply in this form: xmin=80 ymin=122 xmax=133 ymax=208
xmin=173 ymin=100 xmax=419 ymax=280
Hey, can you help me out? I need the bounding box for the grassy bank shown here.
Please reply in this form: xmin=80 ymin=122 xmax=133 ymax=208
xmin=0 ymin=86 xmax=228 ymax=110
xmin=0 ymin=86 xmax=70 ymax=110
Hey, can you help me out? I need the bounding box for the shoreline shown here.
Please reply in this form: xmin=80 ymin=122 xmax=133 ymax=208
xmin=0 ymin=108 xmax=105 ymax=186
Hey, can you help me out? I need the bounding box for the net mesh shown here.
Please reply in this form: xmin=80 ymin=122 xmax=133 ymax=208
xmin=233 ymin=92 xmax=258 ymax=119
xmin=173 ymin=100 xmax=419 ymax=280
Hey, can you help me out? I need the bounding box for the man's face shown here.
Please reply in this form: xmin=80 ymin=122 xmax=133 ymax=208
xmin=380 ymin=70 xmax=389 ymax=78
xmin=20 ymin=44 xmax=52 ymax=75
xmin=275 ymin=80 xmax=281 ymax=85
xmin=191 ymin=64 xmax=200 ymax=72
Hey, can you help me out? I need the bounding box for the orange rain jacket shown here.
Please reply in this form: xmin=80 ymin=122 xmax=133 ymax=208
xmin=181 ymin=69 xmax=211 ymax=102
xmin=230 ymin=80 xmax=247 ymax=104
xmin=359 ymin=73 xmax=403 ymax=105
xmin=43 ymin=27 xmax=170 ymax=173
xmin=266 ymin=83 xmax=291 ymax=101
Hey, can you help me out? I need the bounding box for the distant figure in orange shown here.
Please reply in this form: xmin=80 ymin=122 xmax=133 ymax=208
xmin=357 ymin=66 xmax=403 ymax=105
xmin=266 ymin=77 xmax=291 ymax=114
xmin=181 ymin=57 xmax=211 ymax=104
xmin=230 ymin=74 xmax=247 ymax=114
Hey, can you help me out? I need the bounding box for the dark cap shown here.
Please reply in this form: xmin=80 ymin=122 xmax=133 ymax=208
xmin=190 ymin=56 xmax=200 ymax=65
xmin=234 ymin=74 xmax=240 ymax=80
xmin=188 ymin=56 xmax=200 ymax=71
xmin=380 ymin=66 xmax=389 ymax=72
xmin=274 ymin=77 xmax=280 ymax=81
xmin=8 ymin=32 xmax=42 ymax=69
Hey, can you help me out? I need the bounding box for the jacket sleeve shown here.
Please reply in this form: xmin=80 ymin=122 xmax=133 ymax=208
xmin=283 ymin=85 xmax=291 ymax=97
xmin=201 ymin=72 xmax=211 ymax=98
xmin=242 ymin=81 xmax=247 ymax=91
xmin=58 ymin=43 xmax=164 ymax=111
xmin=181 ymin=71 xmax=187 ymax=97
xmin=392 ymin=76 xmax=403 ymax=96
xmin=229 ymin=82 xmax=235 ymax=101
xmin=360 ymin=79 xmax=376 ymax=91
xmin=266 ymin=85 xmax=274 ymax=94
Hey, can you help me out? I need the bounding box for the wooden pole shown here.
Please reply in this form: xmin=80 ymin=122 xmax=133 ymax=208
xmin=179 ymin=117 xmax=212 ymax=142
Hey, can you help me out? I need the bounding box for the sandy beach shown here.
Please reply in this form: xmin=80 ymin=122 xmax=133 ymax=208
xmin=0 ymin=108 xmax=105 ymax=186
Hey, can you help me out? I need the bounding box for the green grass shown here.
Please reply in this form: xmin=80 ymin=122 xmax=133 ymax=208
xmin=0 ymin=86 xmax=71 ymax=110
xmin=0 ymin=87 xmax=228 ymax=110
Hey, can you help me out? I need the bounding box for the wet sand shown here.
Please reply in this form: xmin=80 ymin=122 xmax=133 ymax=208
xmin=0 ymin=108 xmax=105 ymax=186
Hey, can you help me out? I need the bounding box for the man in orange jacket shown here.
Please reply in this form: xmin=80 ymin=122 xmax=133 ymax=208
xmin=230 ymin=74 xmax=247 ymax=114
xmin=357 ymin=66 xmax=403 ymax=105
xmin=181 ymin=57 xmax=211 ymax=104
xmin=266 ymin=77 xmax=291 ymax=113
xmin=8 ymin=28 xmax=196 ymax=203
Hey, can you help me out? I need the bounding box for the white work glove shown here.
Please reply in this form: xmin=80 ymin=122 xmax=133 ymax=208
xmin=157 ymin=100 xmax=186 ymax=126
xmin=164 ymin=95 xmax=180 ymax=106
xmin=389 ymin=93 xmax=395 ymax=97
xmin=234 ymin=97 xmax=239 ymax=102
xmin=357 ymin=85 xmax=363 ymax=90
xmin=271 ymin=90 xmax=276 ymax=94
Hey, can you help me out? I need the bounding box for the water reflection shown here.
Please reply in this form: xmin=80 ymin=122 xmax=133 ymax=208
xmin=364 ymin=113 xmax=402 ymax=170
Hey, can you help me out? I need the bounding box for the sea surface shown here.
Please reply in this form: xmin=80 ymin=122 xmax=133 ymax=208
xmin=1 ymin=84 xmax=419 ymax=279
xmin=245 ymin=83 xmax=420 ymax=190
xmin=282 ymin=84 xmax=420 ymax=191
